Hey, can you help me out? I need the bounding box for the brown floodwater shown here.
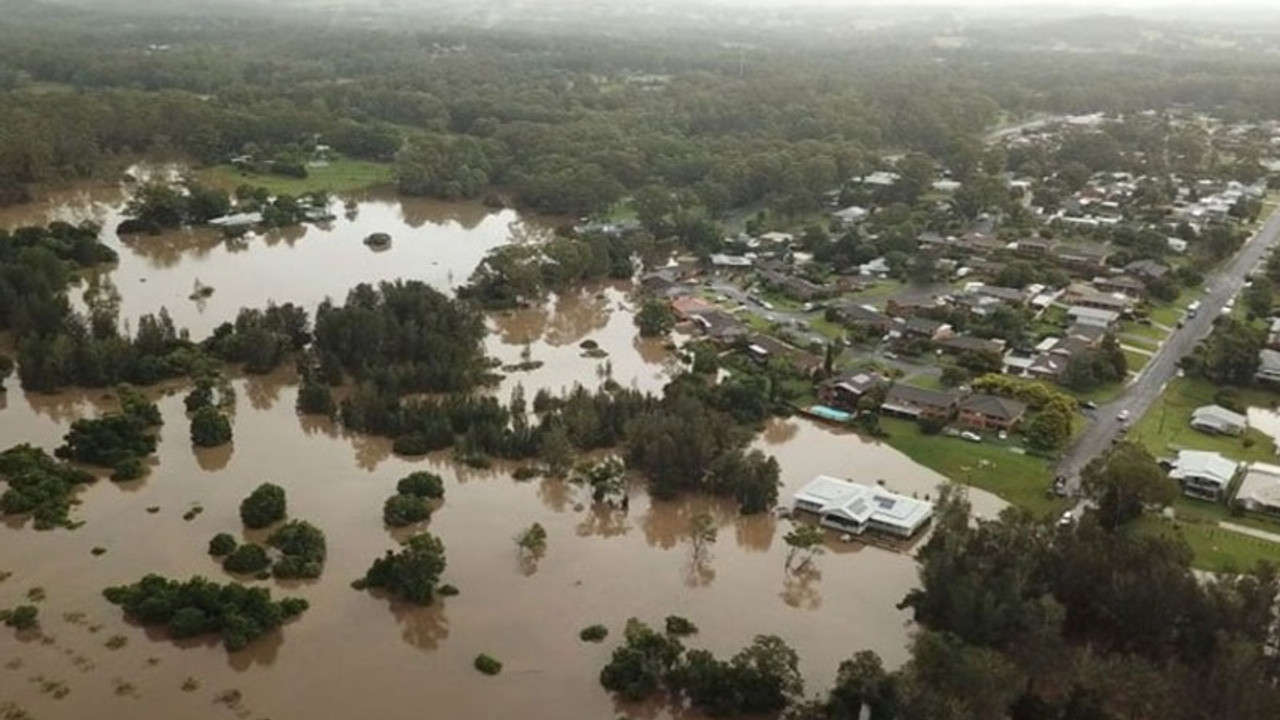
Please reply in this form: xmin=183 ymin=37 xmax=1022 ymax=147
xmin=0 ymin=179 xmax=1007 ymax=719
xmin=0 ymin=177 xmax=553 ymax=339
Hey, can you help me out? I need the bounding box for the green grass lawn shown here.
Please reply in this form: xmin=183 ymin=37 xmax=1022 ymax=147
xmin=851 ymin=280 xmax=904 ymax=308
xmin=1123 ymin=348 xmax=1150 ymax=373
xmin=1121 ymin=322 xmax=1169 ymax=343
xmin=1148 ymin=289 xmax=1200 ymax=327
xmin=1120 ymin=335 xmax=1161 ymax=352
xmin=809 ymin=316 xmax=846 ymax=342
xmin=740 ymin=313 xmax=774 ymax=333
xmin=1136 ymin=515 xmax=1280 ymax=573
xmin=1169 ymin=495 xmax=1280 ymax=536
xmin=197 ymin=158 xmax=393 ymax=195
xmin=600 ymin=200 xmax=637 ymax=223
xmin=1130 ymin=378 xmax=1278 ymax=463
xmin=879 ymin=417 xmax=1063 ymax=517
xmin=905 ymin=373 xmax=945 ymax=391
xmin=1070 ymin=382 xmax=1127 ymax=406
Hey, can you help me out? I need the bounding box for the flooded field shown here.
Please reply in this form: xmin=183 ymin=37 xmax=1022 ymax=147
xmin=0 ymin=179 xmax=1005 ymax=719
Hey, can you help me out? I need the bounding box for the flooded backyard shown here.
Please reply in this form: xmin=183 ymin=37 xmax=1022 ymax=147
xmin=0 ymin=178 xmax=1005 ymax=719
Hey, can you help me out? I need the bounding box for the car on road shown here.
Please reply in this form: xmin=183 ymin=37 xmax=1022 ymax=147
xmin=1081 ymin=401 xmax=1098 ymax=410
xmin=960 ymin=431 xmax=982 ymax=443
xmin=1117 ymin=409 xmax=1130 ymax=422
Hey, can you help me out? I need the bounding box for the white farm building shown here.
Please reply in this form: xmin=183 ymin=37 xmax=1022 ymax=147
xmin=792 ymin=476 xmax=934 ymax=538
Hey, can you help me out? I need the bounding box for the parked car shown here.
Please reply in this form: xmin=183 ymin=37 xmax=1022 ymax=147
xmin=960 ymin=431 xmax=982 ymax=443
xmin=1082 ymin=401 xmax=1098 ymax=410
xmin=1117 ymin=409 xmax=1130 ymax=421
xmin=1058 ymin=509 xmax=1075 ymax=527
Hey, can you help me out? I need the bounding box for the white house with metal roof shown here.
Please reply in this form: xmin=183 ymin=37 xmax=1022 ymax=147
xmin=1168 ymin=450 xmax=1239 ymax=501
xmin=792 ymin=476 xmax=934 ymax=538
xmin=1190 ymin=404 xmax=1248 ymax=436
xmin=1235 ymin=462 xmax=1280 ymax=517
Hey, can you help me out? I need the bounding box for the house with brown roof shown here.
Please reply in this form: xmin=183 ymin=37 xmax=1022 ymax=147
xmin=881 ymin=385 xmax=959 ymax=421
xmin=958 ymin=394 xmax=1028 ymax=431
xmin=688 ymin=309 xmax=747 ymax=344
xmin=818 ymin=372 xmax=887 ymax=411
xmin=939 ymin=335 xmax=1005 ymax=356
xmin=745 ymin=334 xmax=823 ymax=374
xmin=671 ymin=296 xmax=715 ymax=320
xmin=1093 ymin=274 xmax=1147 ymax=298
xmin=1053 ymin=243 xmax=1112 ymax=275
xmin=832 ymin=304 xmax=895 ymax=333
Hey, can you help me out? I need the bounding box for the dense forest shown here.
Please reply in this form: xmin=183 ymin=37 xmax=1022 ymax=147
xmin=3 ymin=3 xmax=1280 ymax=217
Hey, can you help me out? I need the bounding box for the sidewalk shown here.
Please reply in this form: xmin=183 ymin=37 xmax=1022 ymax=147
xmin=1218 ymin=521 xmax=1280 ymax=544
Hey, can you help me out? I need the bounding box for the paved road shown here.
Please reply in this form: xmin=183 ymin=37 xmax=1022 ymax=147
xmin=1057 ymin=209 xmax=1280 ymax=495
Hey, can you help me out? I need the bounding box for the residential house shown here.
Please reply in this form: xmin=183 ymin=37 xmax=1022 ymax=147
xmin=940 ymin=335 xmax=1005 ymax=357
xmin=858 ymin=257 xmax=891 ymax=277
xmin=1066 ymin=306 xmax=1121 ymax=329
xmin=1256 ymin=348 xmax=1280 ymax=383
xmin=671 ymin=296 xmax=715 ymax=320
xmin=860 ymin=171 xmax=901 ymax=187
xmin=1124 ymin=259 xmax=1170 ymax=282
xmin=1234 ymin=462 xmax=1280 ymax=517
xmin=1168 ymin=450 xmax=1239 ymax=502
xmin=709 ymin=253 xmax=753 ymax=269
xmin=832 ymin=206 xmax=869 ymax=225
xmin=758 ymin=268 xmax=836 ymax=302
xmin=972 ymin=284 xmax=1030 ymax=307
xmin=639 ymin=270 xmax=685 ymax=298
xmin=1093 ymin=274 xmax=1147 ymax=298
xmin=792 ymin=476 xmax=934 ymax=538
xmin=887 ymin=296 xmax=943 ymax=318
xmin=881 ymin=385 xmax=959 ymax=421
xmin=901 ymin=317 xmax=954 ymax=342
xmin=1190 ymin=404 xmax=1248 ymax=436
xmin=961 ymin=232 xmax=1008 ymax=256
xmin=1053 ymin=243 xmax=1111 ymax=275
xmin=832 ymin=304 xmax=895 ymax=334
xmin=818 ymin=372 xmax=887 ymax=411
xmin=1027 ymin=351 xmax=1070 ymax=381
xmin=958 ymin=394 xmax=1028 ymax=431
xmin=688 ymin=309 xmax=747 ymax=344
xmin=1014 ymin=237 xmax=1056 ymax=257
xmin=1063 ymin=284 xmax=1133 ymax=313
xmin=744 ymin=334 xmax=822 ymax=375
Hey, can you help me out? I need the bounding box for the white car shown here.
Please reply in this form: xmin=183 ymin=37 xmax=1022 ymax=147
xmin=1117 ymin=409 xmax=1130 ymax=422
xmin=1058 ymin=510 xmax=1075 ymax=527
xmin=960 ymin=431 xmax=982 ymax=443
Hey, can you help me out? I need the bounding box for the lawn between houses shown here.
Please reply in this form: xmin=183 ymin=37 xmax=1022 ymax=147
xmin=197 ymin=158 xmax=393 ymax=195
xmin=1129 ymin=377 xmax=1278 ymax=463
xmin=1129 ymin=376 xmax=1280 ymax=570
xmin=878 ymin=417 xmax=1065 ymax=517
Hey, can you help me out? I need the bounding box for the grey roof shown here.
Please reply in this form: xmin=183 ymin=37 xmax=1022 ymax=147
xmin=884 ymin=384 xmax=959 ymax=410
xmin=959 ymin=394 xmax=1028 ymax=421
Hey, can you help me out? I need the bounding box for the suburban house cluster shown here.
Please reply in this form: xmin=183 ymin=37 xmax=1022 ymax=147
xmin=1161 ymin=404 xmax=1280 ymax=517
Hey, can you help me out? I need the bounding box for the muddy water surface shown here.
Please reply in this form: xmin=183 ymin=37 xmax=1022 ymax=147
xmin=0 ymin=180 xmax=552 ymax=339
xmin=0 ymin=180 xmax=1004 ymax=719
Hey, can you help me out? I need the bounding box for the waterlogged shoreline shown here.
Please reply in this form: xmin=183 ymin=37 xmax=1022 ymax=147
xmin=0 ymin=179 xmax=1006 ymax=719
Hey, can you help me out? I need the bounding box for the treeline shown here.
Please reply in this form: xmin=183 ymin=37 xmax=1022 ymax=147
xmin=3 ymin=226 xmax=491 ymax=395
xmin=314 ymin=363 xmax=784 ymax=512
xmin=0 ymin=222 xmax=209 ymax=392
